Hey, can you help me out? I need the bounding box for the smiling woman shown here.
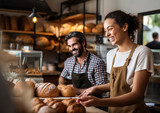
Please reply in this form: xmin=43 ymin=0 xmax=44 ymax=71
xmin=77 ymin=10 xmax=154 ymax=113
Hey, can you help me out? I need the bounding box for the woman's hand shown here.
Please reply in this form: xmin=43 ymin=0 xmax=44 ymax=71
xmin=79 ymin=86 xmax=98 ymax=97
xmin=77 ymin=96 xmax=101 ymax=107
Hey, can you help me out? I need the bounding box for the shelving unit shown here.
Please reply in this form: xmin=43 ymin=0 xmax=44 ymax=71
xmin=2 ymin=30 xmax=54 ymax=36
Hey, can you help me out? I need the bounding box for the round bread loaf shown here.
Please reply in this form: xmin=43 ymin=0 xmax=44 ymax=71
xmin=36 ymin=82 xmax=59 ymax=97
xmin=36 ymin=36 xmax=49 ymax=47
xmin=33 ymin=103 xmax=45 ymax=113
xmin=25 ymin=80 xmax=35 ymax=93
xmin=92 ymin=27 xmax=103 ymax=33
xmin=13 ymin=81 xmax=26 ymax=96
xmin=76 ymin=25 xmax=91 ymax=33
xmin=61 ymin=85 xmax=76 ymax=97
xmin=52 ymin=102 xmax=66 ymax=113
xmin=60 ymin=22 xmax=74 ymax=36
xmin=38 ymin=106 xmax=57 ymax=113
xmin=16 ymin=35 xmax=33 ymax=44
xmin=67 ymin=103 xmax=86 ymax=113
xmin=86 ymin=23 xmax=96 ymax=29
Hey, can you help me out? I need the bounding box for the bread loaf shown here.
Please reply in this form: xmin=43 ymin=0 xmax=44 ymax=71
xmin=38 ymin=106 xmax=57 ymax=113
xmin=60 ymin=22 xmax=74 ymax=36
xmin=67 ymin=103 xmax=86 ymax=113
xmin=32 ymin=97 xmax=43 ymax=106
xmin=62 ymin=99 xmax=76 ymax=106
xmin=61 ymin=85 xmax=76 ymax=97
xmin=36 ymin=82 xmax=59 ymax=97
xmin=86 ymin=23 xmax=96 ymax=29
xmin=32 ymin=103 xmax=45 ymax=113
xmin=36 ymin=36 xmax=49 ymax=47
xmin=16 ymin=35 xmax=33 ymax=44
xmin=51 ymin=102 xmax=66 ymax=113
xmin=76 ymin=24 xmax=91 ymax=33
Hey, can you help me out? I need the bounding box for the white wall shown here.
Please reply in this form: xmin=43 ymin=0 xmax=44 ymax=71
xmin=101 ymin=0 xmax=160 ymax=20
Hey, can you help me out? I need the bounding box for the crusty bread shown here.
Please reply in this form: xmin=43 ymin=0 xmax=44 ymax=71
xmin=38 ymin=106 xmax=57 ymax=113
xmin=51 ymin=102 xmax=66 ymax=113
xmin=62 ymin=99 xmax=76 ymax=106
xmin=61 ymin=85 xmax=76 ymax=97
xmin=36 ymin=82 xmax=59 ymax=97
xmin=67 ymin=103 xmax=86 ymax=113
xmin=36 ymin=36 xmax=49 ymax=47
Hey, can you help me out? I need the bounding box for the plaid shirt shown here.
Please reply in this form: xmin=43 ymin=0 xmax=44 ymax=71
xmin=61 ymin=52 xmax=108 ymax=86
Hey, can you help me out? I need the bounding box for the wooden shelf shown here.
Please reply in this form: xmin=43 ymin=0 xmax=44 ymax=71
xmin=53 ymin=13 xmax=96 ymax=23
xmin=1 ymin=30 xmax=54 ymax=36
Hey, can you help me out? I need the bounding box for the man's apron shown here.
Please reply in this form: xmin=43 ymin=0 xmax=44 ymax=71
xmin=109 ymin=44 xmax=150 ymax=113
xmin=71 ymin=53 xmax=92 ymax=89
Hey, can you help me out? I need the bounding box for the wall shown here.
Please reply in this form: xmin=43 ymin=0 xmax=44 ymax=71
xmin=101 ymin=0 xmax=160 ymax=20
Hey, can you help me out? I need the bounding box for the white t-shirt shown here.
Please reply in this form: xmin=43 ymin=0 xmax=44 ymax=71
xmin=106 ymin=45 xmax=154 ymax=88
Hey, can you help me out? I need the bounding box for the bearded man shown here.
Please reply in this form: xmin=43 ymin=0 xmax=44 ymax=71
xmin=59 ymin=31 xmax=108 ymax=94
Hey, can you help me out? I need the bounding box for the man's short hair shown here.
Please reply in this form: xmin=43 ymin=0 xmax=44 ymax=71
xmin=65 ymin=31 xmax=87 ymax=48
xmin=152 ymin=32 xmax=159 ymax=39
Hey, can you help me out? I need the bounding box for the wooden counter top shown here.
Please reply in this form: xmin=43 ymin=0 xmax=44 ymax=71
xmin=85 ymin=106 xmax=108 ymax=113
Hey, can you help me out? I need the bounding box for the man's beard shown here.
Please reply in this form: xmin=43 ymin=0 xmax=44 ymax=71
xmin=71 ymin=44 xmax=84 ymax=57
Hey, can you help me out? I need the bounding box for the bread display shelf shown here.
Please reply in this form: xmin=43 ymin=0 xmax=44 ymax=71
xmin=2 ymin=29 xmax=54 ymax=36
xmin=53 ymin=13 xmax=96 ymax=23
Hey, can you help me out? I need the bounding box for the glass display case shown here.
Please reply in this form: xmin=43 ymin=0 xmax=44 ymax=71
xmin=4 ymin=49 xmax=43 ymax=76
xmin=146 ymin=49 xmax=160 ymax=105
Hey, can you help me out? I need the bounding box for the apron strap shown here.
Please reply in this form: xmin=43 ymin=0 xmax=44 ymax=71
xmin=111 ymin=43 xmax=138 ymax=68
xmin=124 ymin=43 xmax=137 ymax=66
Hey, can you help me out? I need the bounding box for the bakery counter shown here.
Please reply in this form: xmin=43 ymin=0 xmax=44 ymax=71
xmin=85 ymin=106 xmax=108 ymax=113
xmin=25 ymin=70 xmax=61 ymax=85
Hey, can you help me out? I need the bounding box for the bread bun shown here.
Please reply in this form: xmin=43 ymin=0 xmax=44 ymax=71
xmin=76 ymin=25 xmax=91 ymax=33
xmin=62 ymin=99 xmax=76 ymax=106
xmin=67 ymin=103 xmax=86 ymax=113
xmin=61 ymin=85 xmax=76 ymax=97
xmin=25 ymin=80 xmax=35 ymax=95
xmin=16 ymin=35 xmax=33 ymax=44
xmin=36 ymin=82 xmax=59 ymax=97
xmin=36 ymin=36 xmax=49 ymax=47
xmin=13 ymin=81 xmax=25 ymax=96
xmin=33 ymin=103 xmax=45 ymax=113
xmin=38 ymin=106 xmax=57 ymax=113
xmin=60 ymin=22 xmax=74 ymax=36
xmin=52 ymin=102 xmax=66 ymax=113
xmin=47 ymin=100 xmax=60 ymax=107
xmin=86 ymin=23 xmax=96 ymax=29
xmin=32 ymin=97 xmax=43 ymax=106
xmin=92 ymin=27 xmax=103 ymax=33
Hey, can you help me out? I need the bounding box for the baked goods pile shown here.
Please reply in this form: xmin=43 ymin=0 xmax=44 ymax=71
xmin=32 ymin=97 xmax=86 ymax=113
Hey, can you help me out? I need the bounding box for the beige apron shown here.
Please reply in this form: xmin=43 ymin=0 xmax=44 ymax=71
xmin=109 ymin=44 xmax=150 ymax=113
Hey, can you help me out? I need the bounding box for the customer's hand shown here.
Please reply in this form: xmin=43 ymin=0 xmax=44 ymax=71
xmin=77 ymin=96 xmax=101 ymax=107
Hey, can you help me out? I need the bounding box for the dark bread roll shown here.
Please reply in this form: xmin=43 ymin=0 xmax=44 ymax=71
xmin=38 ymin=106 xmax=57 ymax=113
xmin=67 ymin=103 xmax=86 ymax=113
xmin=61 ymin=85 xmax=76 ymax=97
xmin=51 ymin=102 xmax=66 ymax=113
xmin=36 ymin=82 xmax=59 ymax=97
xmin=86 ymin=23 xmax=96 ymax=29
